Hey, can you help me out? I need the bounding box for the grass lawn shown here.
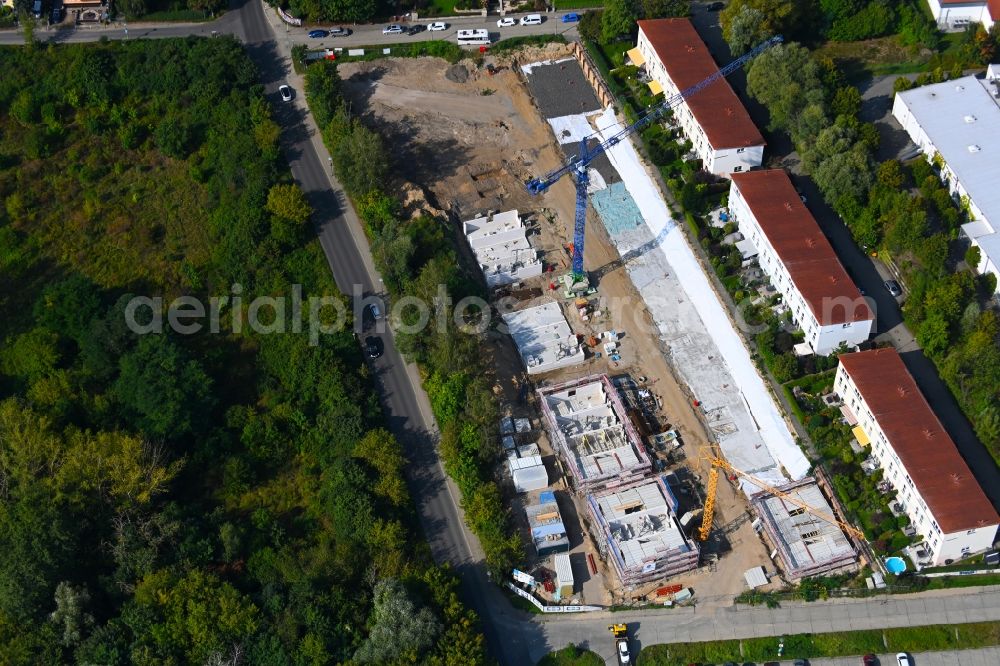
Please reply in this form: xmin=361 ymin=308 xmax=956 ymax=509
xmin=427 ymin=0 xmax=458 ymax=15
xmin=639 ymin=621 xmax=1000 ymax=665
xmin=537 ymin=644 xmax=604 ymax=666
xmin=553 ymin=0 xmax=606 ymax=8
xmin=814 ymin=37 xmax=930 ymax=79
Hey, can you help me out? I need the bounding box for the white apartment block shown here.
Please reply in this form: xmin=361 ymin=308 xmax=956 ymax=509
xmin=835 ymin=349 xmax=998 ymax=565
xmin=632 ymin=18 xmax=764 ymax=177
xmin=893 ymin=74 xmax=1000 ymax=293
xmin=729 ymin=170 xmax=873 ymax=354
xmin=925 ymin=0 xmax=997 ymax=30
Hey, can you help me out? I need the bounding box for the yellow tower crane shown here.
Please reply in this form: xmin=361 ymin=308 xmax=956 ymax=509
xmin=696 ymin=454 xmax=864 ymax=541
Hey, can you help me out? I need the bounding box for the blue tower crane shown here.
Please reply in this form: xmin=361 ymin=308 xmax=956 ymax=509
xmin=526 ymin=35 xmax=783 ymax=281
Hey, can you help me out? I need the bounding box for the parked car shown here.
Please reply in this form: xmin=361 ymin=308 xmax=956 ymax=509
xmin=862 ymin=655 xmax=877 ymax=666
xmin=497 ymin=17 xmax=516 ymax=28
xmin=884 ymin=279 xmax=902 ymax=297
xmin=383 ymin=24 xmax=404 ymax=34
xmin=365 ymin=336 xmax=384 ymax=359
xmin=793 ymin=660 xmax=809 ymax=666
xmin=895 ymin=655 xmax=910 ymax=666
xmin=708 ymin=1 xmax=726 ymax=10
xmin=407 ymin=24 xmax=425 ymax=35
xmin=308 ymin=29 xmax=329 ymax=38
xmin=561 ymin=12 xmax=580 ymax=23
xmin=278 ymin=85 xmax=293 ymax=102
xmin=363 ymin=300 xmax=384 ymax=328
xmin=328 ymin=26 xmax=351 ymax=36
xmin=520 ymin=14 xmax=543 ymax=25
xmin=428 ymin=21 xmax=448 ymax=31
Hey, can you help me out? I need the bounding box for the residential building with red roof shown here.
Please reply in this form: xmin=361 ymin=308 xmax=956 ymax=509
xmin=632 ymin=18 xmax=765 ymax=177
xmin=925 ymin=0 xmax=998 ymax=30
xmin=729 ymin=169 xmax=873 ymax=354
xmin=835 ymin=348 xmax=999 ymax=565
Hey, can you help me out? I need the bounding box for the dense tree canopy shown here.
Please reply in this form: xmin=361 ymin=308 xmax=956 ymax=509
xmin=0 ymin=38 xmax=489 ymax=663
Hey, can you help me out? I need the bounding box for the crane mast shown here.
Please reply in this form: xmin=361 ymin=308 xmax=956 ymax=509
xmin=526 ymin=35 xmax=783 ymax=280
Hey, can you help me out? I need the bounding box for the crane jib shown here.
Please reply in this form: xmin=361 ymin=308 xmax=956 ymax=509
xmin=525 ymin=35 xmax=783 ymax=278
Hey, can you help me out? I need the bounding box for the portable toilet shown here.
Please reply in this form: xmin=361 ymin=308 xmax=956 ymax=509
xmin=554 ymin=553 xmax=574 ymax=598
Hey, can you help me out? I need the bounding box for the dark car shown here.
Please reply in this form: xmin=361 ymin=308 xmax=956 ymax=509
xmin=329 ymin=26 xmax=351 ymax=36
xmin=863 ymin=656 xmax=877 ymax=666
xmin=308 ymin=29 xmax=329 ymax=38
xmin=407 ymin=24 xmax=425 ymax=35
xmin=884 ymin=279 xmax=903 ymax=297
xmin=365 ymin=336 xmax=384 ymax=359
xmin=708 ymin=1 xmax=726 ymax=10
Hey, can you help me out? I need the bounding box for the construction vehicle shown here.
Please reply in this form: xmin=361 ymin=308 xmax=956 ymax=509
xmin=526 ymin=35 xmax=783 ymax=285
xmin=697 ymin=454 xmax=864 ymax=542
xmin=608 ymin=624 xmax=631 ymax=665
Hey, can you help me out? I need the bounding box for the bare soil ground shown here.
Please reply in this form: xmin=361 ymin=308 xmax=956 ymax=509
xmin=338 ymin=51 xmax=775 ymax=606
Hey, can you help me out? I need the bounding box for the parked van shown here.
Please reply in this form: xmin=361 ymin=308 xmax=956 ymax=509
xmin=520 ymin=14 xmax=542 ymax=26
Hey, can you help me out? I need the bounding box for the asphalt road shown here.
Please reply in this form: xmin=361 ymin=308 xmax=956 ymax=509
xmin=7 ymin=5 xmax=1000 ymax=664
xmin=234 ymin=2 xmax=533 ymax=664
xmin=0 ymin=8 xmax=578 ymax=45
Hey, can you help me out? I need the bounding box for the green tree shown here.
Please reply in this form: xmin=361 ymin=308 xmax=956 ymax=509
xmin=116 ymin=0 xmax=149 ymax=19
xmin=602 ymin=0 xmax=640 ymax=43
xmin=49 ymin=582 xmax=94 ymax=648
xmin=114 ymin=335 xmax=215 ymax=440
xmin=0 ymin=327 xmax=60 ymax=382
xmin=641 ymin=0 xmax=688 ymax=19
xmin=354 ymin=578 xmax=440 ymax=664
xmin=266 ymin=183 xmax=311 ymax=246
xmin=746 ymin=43 xmax=825 ymax=132
xmin=724 ymin=4 xmax=768 ymax=55
xmin=965 ymin=244 xmax=982 ymax=270
xmin=129 ymin=569 xmax=259 ymax=663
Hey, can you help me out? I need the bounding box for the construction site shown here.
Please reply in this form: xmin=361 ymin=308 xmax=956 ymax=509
xmin=338 ymin=44 xmax=864 ymax=607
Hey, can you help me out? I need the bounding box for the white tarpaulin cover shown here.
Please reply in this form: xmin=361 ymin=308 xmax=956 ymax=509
xmin=593 ymin=107 xmax=810 ymax=484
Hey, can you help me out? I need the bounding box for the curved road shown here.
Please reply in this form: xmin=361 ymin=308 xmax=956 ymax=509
xmin=6 ymin=5 xmax=1000 ymax=665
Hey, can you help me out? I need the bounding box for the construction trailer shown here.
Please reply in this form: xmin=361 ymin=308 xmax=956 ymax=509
xmin=525 ymin=491 xmax=570 ymax=556
xmin=554 ymin=552 xmax=574 ymax=598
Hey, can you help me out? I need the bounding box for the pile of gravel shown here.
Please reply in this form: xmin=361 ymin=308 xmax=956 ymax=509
xmin=445 ymin=64 xmax=469 ymax=83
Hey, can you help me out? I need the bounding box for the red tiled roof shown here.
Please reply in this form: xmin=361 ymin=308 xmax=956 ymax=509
xmin=838 ymin=349 xmax=999 ymax=534
xmin=731 ymin=170 xmax=871 ymax=325
xmin=990 ymin=0 xmax=1000 ymax=20
xmin=637 ymin=18 xmax=764 ymax=150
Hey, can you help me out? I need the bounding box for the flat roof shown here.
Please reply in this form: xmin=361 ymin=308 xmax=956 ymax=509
xmin=525 ymin=494 xmax=569 ymax=553
xmin=895 ymin=76 xmax=1000 ymax=228
xmin=592 ymin=479 xmax=693 ymax=569
xmin=838 ymin=348 xmax=999 ymax=533
xmin=501 ymin=301 xmax=585 ymax=375
xmin=731 ymin=170 xmax=871 ymax=325
xmin=751 ymin=479 xmax=855 ymax=578
xmin=539 ymin=375 xmax=651 ymax=486
xmin=463 ymin=209 xmax=543 ymax=287
xmin=637 ymin=18 xmax=764 ymax=150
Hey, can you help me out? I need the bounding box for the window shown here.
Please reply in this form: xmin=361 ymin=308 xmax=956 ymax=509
xmin=733 ymin=166 xmax=743 ymax=172
xmin=737 ymin=148 xmax=745 ymax=153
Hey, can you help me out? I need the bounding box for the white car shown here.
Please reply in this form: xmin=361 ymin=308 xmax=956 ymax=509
xmin=896 ymin=654 xmax=911 ymax=666
xmin=278 ymin=85 xmax=292 ymax=102
xmin=382 ymin=24 xmax=403 ymax=34
xmin=428 ymin=21 xmax=448 ymax=31
xmin=497 ymin=17 xmax=516 ymax=28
